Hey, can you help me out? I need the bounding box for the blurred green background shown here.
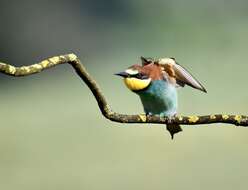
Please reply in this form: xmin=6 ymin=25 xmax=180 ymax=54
xmin=0 ymin=0 xmax=248 ymax=189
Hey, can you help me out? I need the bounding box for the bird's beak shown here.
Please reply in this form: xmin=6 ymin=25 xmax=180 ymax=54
xmin=114 ymin=71 xmax=129 ymax=78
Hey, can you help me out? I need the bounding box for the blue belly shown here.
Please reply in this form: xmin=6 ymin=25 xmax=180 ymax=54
xmin=136 ymin=80 xmax=177 ymax=116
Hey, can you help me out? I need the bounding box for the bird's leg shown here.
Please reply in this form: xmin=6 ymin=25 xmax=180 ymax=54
xmin=167 ymin=115 xmax=175 ymax=124
xmin=145 ymin=112 xmax=153 ymax=127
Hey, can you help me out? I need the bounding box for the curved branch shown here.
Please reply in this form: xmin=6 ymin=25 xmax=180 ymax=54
xmin=0 ymin=54 xmax=248 ymax=127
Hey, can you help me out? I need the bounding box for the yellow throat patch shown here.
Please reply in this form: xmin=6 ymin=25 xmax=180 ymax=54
xmin=124 ymin=77 xmax=151 ymax=91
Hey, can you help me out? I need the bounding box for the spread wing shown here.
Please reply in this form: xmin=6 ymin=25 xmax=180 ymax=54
xmin=158 ymin=58 xmax=207 ymax=93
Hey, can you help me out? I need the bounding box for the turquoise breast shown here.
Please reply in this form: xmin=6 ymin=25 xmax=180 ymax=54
xmin=136 ymin=80 xmax=177 ymax=116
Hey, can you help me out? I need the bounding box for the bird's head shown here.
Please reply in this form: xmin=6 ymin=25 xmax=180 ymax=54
xmin=115 ymin=57 xmax=163 ymax=91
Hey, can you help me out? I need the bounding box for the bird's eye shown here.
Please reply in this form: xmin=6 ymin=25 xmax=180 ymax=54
xmin=134 ymin=73 xmax=148 ymax=79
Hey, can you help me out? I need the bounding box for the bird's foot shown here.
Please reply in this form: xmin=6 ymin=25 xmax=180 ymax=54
xmin=145 ymin=112 xmax=153 ymax=117
xmin=167 ymin=115 xmax=176 ymax=124
xmin=145 ymin=112 xmax=153 ymax=127
xmin=158 ymin=113 xmax=176 ymax=123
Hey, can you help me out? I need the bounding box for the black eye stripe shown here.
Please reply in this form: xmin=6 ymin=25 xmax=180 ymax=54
xmin=132 ymin=73 xmax=149 ymax=79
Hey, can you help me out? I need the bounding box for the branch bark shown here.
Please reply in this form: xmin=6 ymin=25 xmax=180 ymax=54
xmin=0 ymin=53 xmax=247 ymax=126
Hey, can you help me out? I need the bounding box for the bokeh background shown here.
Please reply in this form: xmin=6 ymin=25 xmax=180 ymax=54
xmin=0 ymin=0 xmax=248 ymax=189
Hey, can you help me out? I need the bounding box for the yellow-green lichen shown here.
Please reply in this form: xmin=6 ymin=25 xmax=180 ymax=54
xmin=41 ymin=60 xmax=50 ymax=68
xmin=6 ymin=65 xmax=16 ymax=74
xmin=234 ymin=115 xmax=242 ymax=124
xmin=49 ymin=56 xmax=60 ymax=64
xmin=103 ymin=104 xmax=112 ymax=114
xmin=59 ymin=55 xmax=66 ymax=60
xmin=139 ymin=114 xmax=147 ymax=122
xmin=188 ymin=115 xmax=199 ymax=123
xmin=32 ymin=64 xmax=43 ymax=70
xmin=68 ymin=53 xmax=77 ymax=61
xmin=210 ymin=115 xmax=216 ymax=120
xmin=178 ymin=116 xmax=183 ymax=121
xmin=20 ymin=66 xmax=30 ymax=73
xmin=222 ymin=115 xmax=229 ymax=120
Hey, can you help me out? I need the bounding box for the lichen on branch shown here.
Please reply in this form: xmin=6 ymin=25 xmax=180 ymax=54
xmin=0 ymin=54 xmax=248 ymax=127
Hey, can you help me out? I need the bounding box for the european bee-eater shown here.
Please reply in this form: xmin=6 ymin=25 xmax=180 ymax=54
xmin=115 ymin=57 xmax=207 ymax=139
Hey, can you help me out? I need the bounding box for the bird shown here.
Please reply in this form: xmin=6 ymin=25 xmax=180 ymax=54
xmin=115 ymin=57 xmax=207 ymax=139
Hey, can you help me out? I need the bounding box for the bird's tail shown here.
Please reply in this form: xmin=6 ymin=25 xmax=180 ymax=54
xmin=166 ymin=124 xmax=182 ymax=139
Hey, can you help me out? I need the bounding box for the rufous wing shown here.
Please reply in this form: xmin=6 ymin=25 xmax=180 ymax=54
xmin=158 ymin=58 xmax=207 ymax=93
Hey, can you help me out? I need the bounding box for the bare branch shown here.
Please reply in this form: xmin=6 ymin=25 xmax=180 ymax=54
xmin=0 ymin=54 xmax=248 ymax=127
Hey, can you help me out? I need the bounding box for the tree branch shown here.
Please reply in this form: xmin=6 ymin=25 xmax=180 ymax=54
xmin=0 ymin=53 xmax=247 ymax=127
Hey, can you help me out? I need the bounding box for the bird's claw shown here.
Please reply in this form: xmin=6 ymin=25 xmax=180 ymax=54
xmin=146 ymin=112 xmax=153 ymax=117
xmin=167 ymin=115 xmax=176 ymax=124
